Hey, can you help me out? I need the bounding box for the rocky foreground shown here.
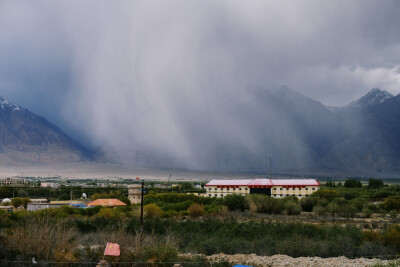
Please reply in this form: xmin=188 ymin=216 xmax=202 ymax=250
xmin=180 ymin=253 xmax=392 ymax=267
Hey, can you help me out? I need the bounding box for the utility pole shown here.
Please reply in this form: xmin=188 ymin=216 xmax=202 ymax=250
xmin=140 ymin=181 xmax=144 ymax=227
xmin=269 ymin=154 xmax=272 ymax=179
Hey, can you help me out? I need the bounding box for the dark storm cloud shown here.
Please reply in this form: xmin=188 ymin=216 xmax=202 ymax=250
xmin=1 ymin=0 xmax=400 ymax=168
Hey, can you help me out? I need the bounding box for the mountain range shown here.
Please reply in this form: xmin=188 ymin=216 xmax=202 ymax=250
xmin=1 ymin=87 xmax=400 ymax=175
xmin=0 ymin=96 xmax=91 ymax=166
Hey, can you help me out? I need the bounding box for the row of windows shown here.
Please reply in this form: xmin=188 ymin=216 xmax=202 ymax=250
xmin=208 ymin=187 xmax=316 ymax=191
xmin=208 ymin=187 xmax=248 ymax=191
xmin=273 ymin=194 xmax=309 ymax=197
xmin=208 ymin=193 xmax=309 ymax=198
xmin=208 ymin=194 xmax=246 ymax=197
xmin=274 ymin=188 xmax=316 ymax=191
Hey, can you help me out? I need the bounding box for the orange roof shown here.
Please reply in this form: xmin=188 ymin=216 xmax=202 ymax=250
xmin=87 ymin=199 xmax=127 ymax=207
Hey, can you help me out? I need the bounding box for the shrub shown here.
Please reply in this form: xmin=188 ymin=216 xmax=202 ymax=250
xmin=313 ymin=205 xmax=328 ymax=216
xmin=144 ymin=204 xmax=162 ymax=219
xmin=383 ymin=197 xmax=400 ymax=212
xmin=188 ymin=204 xmax=205 ymax=217
xmin=162 ymin=210 xmax=179 ymax=218
xmin=246 ymin=195 xmax=283 ymax=214
xmin=223 ymin=194 xmax=248 ymax=212
xmin=312 ymin=188 xmax=339 ymax=201
xmin=284 ymin=202 xmax=302 ymax=215
xmin=362 ymin=207 xmax=373 ymax=218
xmin=204 ymin=204 xmax=228 ymax=215
xmin=4 ymin=216 xmax=78 ymax=262
xmin=143 ymin=243 xmax=178 ymax=263
xmin=389 ymin=210 xmax=397 ymax=220
xmin=11 ymin=198 xmax=22 ymax=208
xmin=344 ymin=179 xmax=362 ymax=188
xmin=368 ymin=178 xmax=384 ymax=189
xmin=300 ymin=197 xmax=318 ymax=212
xmin=337 ymin=203 xmax=358 ymax=218
xmin=21 ymin=198 xmax=31 ymax=209
xmin=383 ymin=225 xmax=400 ymax=250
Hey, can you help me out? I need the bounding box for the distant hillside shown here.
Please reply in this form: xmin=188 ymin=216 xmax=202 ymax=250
xmin=96 ymin=87 xmax=400 ymax=175
xmin=0 ymin=96 xmax=92 ymax=166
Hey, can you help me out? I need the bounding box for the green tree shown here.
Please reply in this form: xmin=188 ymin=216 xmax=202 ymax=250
xmin=368 ymin=178 xmax=384 ymax=189
xmin=188 ymin=203 xmax=205 ymax=217
xmin=223 ymin=194 xmax=248 ymax=212
xmin=383 ymin=196 xmax=400 ymax=212
xmin=344 ymin=179 xmax=362 ymax=188
xmin=144 ymin=204 xmax=162 ymax=218
xmin=21 ymin=198 xmax=31 ymax=209
xmin=300 ymin=196 xmax=318 ymax=212
xmin=312 ymin=188 xmax=339 ymax=201
xmin=284 ymin=202 xmax=302 ymax=215
xmin=11 ymin=197 xmax=23 ymax=208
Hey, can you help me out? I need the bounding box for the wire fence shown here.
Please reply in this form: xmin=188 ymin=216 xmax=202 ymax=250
xmin=1 ymin=257 xmax=400 ymax=267
xmin=0 ymin=261 xmax=230 ymax=267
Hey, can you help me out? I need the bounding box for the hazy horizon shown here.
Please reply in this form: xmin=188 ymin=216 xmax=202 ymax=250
xmin=1 ymin=1 xmax=400 ymax=172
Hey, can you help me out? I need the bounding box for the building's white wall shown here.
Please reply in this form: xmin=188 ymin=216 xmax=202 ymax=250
xmin=206 ymin=185 xmax=319 ymax=199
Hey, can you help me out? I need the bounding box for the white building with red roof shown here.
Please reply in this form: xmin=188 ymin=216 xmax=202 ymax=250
xmin=205 ymin=178 xmax=320 ymax=198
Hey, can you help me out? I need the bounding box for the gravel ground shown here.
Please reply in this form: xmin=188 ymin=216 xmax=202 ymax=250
xmin=180 ymin=253 xmax=391 ymax=267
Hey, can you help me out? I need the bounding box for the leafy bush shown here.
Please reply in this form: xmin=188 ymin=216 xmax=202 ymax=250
xmin=344 ymin=179 xmax=362 ymax=188
xmin=362 ymin=207 xmax=373 ymax=218
xmin=143 ymin=243 xmax=178 ymax=263
xmin=368 ymin=178 xmax=384 ymax=189
xmin=383 ymin=196 xmax=400 ymax=212
xmin=312 ymin=188 xmax=339 ymax=201
xmin=313 ymin=205 xmax=328 ymax=216
xmin=300 ymin=196 xmax=318 ymax=212
xmin=11 ymin=198 xmax=23 ymax=208
xmin=284 ymin=202 xmax=302 ymax=215
xmin=337 ymin=203 xmax=358 ymax=218
xmin=144 ymin=204 xmax=162 ymax=218
xmin=204 ymin=204 xmax=228 ymax=215
xmin=188 ymin=204 xmax=205 ymax=217
xmin=246 ymin=195 xmax=283 ymax=214
xmin=223 ymin=194 xmax=248 ymax=212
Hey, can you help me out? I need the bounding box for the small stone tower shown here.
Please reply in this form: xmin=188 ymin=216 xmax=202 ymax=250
xmin=128 ymin=184 xmax=142 ymax=204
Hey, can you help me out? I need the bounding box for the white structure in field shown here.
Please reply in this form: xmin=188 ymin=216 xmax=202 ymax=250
xmin=205 ymin=179 xmax=320 ymax=199
xmin=127 ymin=184 xmax=142 ymax=204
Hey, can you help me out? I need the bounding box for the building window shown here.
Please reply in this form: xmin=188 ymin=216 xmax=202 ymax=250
xmin=245 ymin=188 xmax=248 ymax=190
xmin=209 ymin=194 xmax=211 ymax=197
xmin=209 ymin=188 xmax=211 ymax=190
xmin=227 ymin=188 xmax=229 ymax=191
xmin=233 ymin=188 xmax=236 ymax=190
xmin=280 ymin=188 xmax=283 ymax=190
xmin=312 ymin=188 xmax=315 ymax=190
xmin=221 ymin=194 xmax=223 ymax=197
xmin=280 ymin=194 xmax=283 ymax=197
xmin=239 ymin=188 xmax=242 ymax=190
xmin=299 ymin=194 xmax=302 ymax=196
xmin=286 ymin=188 xmax=289 ymax=191
xmin=215 ymin=194 xmax=217 ymax=197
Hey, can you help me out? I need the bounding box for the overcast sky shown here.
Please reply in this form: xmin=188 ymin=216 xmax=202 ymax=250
xmin=1 ymin=0 xmax=400 ymax=152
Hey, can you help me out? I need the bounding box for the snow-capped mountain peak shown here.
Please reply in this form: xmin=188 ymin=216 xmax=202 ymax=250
xmin=346 ymin=88 xmax=394 ymax=109
xmin=0 ymin=95 xmax=22 ymax=111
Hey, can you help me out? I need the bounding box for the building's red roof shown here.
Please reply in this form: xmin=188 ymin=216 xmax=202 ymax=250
xmin=247 ymin=179 xmax=273 ymax=186
xmin=87 ymin=199 xmax=127 ymax=207
xmin=205 ymin=179 xmax=252 ymax=186
xmin=271 ymin=179 xmax=320 ymax=186
xmin=206 ymin=179 xmax=320 ymax=187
